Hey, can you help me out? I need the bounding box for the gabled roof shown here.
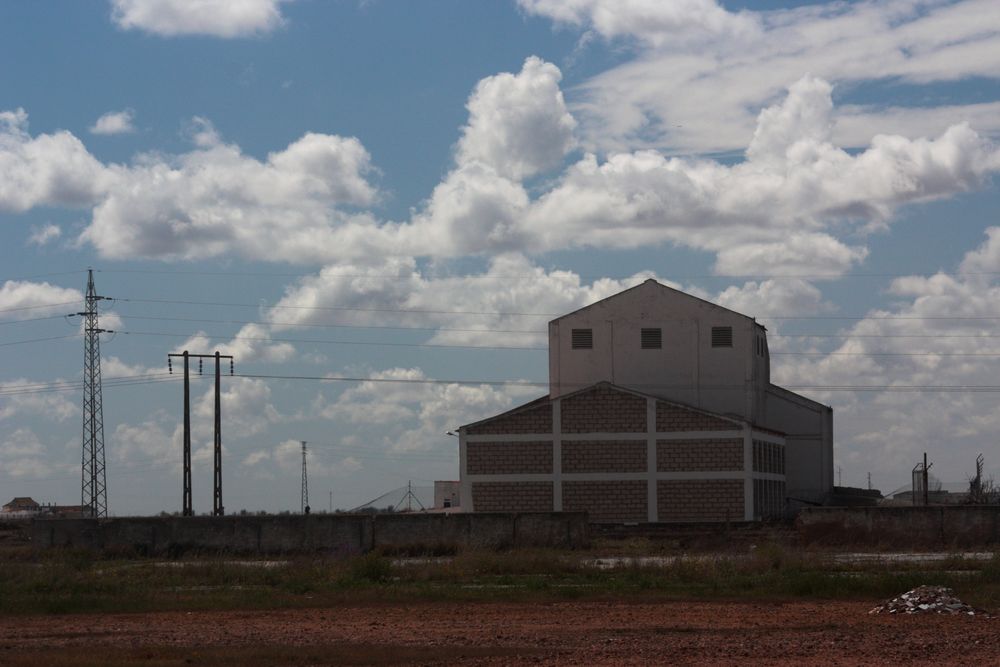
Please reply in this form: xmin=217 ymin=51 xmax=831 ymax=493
xmin=459 ymin=380 xmax=783 ymax=434
xmin=2 ymin=497 xmax=39 ymax=509
xmin=561 ymin=380 xmax=748 ymax=429
xmin=551 ymin=278 xmax=765 ymax=330
xmin=459 ymin=394 xmax=550 ymax=432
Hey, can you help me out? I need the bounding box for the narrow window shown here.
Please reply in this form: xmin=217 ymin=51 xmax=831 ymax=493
xmin=711 ymin=326 xmax=733 ymax=348
xmin=571 ymin=328 xmax=593 ymax=349
xmin=640 ymin=328 xmax=662 ymax=349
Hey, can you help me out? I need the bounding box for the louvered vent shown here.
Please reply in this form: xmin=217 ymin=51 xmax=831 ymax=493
xmin=711 ymin=326 xmax=733 ymax=348
xmin=641 ymin=328 xmax=662 ymax=349
xmin=571 ymin=328 xmax=593 ymax=349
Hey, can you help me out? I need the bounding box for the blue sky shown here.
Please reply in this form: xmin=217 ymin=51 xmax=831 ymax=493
xmin=2 ymin=0 xmax=1000 ymax=514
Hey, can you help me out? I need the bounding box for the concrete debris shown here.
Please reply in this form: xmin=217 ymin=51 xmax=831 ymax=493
xmin=869 ymin=585 xmax=986 ymax=616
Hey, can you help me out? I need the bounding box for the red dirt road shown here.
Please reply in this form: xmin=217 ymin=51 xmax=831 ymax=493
xmin=1 ymin=599 xmax=998 ymax=666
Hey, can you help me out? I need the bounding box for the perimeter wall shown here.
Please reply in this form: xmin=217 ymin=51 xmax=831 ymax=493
xmin=797 ymin=506 xmax=1000 ymax=546
xmin=31 ymin=512 xmax=588 ymax=555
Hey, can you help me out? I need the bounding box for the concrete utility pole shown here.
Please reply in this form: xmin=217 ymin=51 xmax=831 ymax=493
xmin=81 ymin=269 xmax=110 ymax=518
xmin=300 ymin=441 xmax=310 ymax=514
xmin=168 ymin=351 xmax=233 ymax=516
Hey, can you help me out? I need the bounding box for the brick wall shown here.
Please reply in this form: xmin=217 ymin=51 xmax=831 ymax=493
xmin=466 ymin=402 xmax=552 ymax=435
xmin=562 ymin=480 xmax=647 ymax=523
xmin=466 ymin=441 xmax=553 ymax=475
xmin=561 ymin=385 xmax=646 ymax=433
xmin=471 ymin=482 xmax=553 ymax=512
xmin=656 ymin=402 xmax=736 ymax=432
xmin=562 ymin=440 xmax=646 ymax=473
xmin=657 ymin=438 xmax=743 ymax=472
xmin=657 ymin=479 xmax=744 ymax=521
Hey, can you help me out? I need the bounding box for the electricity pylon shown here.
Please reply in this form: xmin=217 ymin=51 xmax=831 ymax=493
xmin=81 ymin=269 xmax=109 ymax=518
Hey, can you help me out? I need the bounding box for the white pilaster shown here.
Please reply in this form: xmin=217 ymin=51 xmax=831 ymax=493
xmin=743 ymin=425 xmax=754 ymax=521
xmin=647 ymin=397 xmax=657 ymax=522
xmin=552 ymin=399 xmax=562 ymax=511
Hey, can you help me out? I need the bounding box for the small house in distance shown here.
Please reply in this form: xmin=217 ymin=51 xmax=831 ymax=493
xmin=458 ymin=279 xmax=833 ymax=522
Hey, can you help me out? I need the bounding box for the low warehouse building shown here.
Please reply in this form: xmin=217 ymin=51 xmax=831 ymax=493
xmin=458 ymin=279 xmax=833 ymax=522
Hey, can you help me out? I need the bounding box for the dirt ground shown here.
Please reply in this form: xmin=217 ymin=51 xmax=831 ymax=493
xmin=1 ymin=599 xmax=998 ymax=666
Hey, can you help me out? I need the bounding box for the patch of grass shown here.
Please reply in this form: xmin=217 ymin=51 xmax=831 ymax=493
xmin=3 ymin=547 xmax=1000 ymax=616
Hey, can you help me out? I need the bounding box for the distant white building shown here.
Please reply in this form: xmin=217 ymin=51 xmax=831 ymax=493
xmin=458 ymin=279 xmax=834 ymax=522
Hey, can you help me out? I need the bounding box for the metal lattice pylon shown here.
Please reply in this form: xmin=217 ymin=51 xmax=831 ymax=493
xmin=81 ymin=269 xmax=108 ymax=518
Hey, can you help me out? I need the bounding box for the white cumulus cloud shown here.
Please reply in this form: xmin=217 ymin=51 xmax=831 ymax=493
xmin=0 ymin=280 xmax=82 ymax=321
xmin=0 ymin=109 xmax=113 ymax=212
xmin=457 ymin=56 xmax=576 ymax=181
xmin=110 ymin=0 xmax=289 ymax=38
xmin=90 ymin=109 xmax=136 ymax=135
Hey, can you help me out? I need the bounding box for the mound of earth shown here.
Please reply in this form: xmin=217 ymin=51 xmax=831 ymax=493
xmin=869 ymin=585 xmax=987 ymax=616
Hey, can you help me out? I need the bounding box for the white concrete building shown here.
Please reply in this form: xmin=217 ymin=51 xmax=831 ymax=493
xmin=458 ymin=279 xmax=833 ymax=522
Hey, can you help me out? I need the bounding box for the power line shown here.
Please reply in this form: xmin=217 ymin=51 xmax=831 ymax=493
xmin=118 ymin=297 xmax=557 ymax=317
xmin=0 ymin=300 xmax=80 ymax=314
xmin=115 ymin=296 xmax=1000 ymax=322
xmin=118 ymin=329 xmax=546 ymax=351
xmin=0 ymin=269 xmax=88 ymax=282
xmin=0 ymin=333 xmax=83 ymax=347
xmin=113 ymin=313 xmax=545 ymax=335
xmin=8 ymin=368 xmax=1000 ymax=397
xmin=91 ymin=267 xmax=1000 ymax=281
xmin=0 ymin=314 xmax=74 ymax=327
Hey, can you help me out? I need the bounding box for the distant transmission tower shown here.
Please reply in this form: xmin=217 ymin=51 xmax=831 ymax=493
xmin=80 ymin=269 xmax=109 ymax=518
xmin=300 ymin=441 xmax=310 ymax=514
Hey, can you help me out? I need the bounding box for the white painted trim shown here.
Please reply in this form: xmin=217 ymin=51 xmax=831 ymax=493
xmin=750 ymin=431 xmax=785 ymax=445
xmin=752 ymin=472 xmax=786 ymax=482
xmin=646 ymin=397 xmax=657 ymax=522
xmin=654 ymin=430 xmax=745 ymax=440
xmin=464 ymin=433 xmax=554 ymax=443
xmin=459 ymin=432 xmax=471 ymax=513
xmin=466 ymin=471 xmax=747 ymax=483
xmin=466 ymin=430 xmax=744 ymax=443
xmin=743 ymin=425 xmax=754 ymax=521
xmin=552 ymin=400 xmax=562 ymax=511
xmin=467 ymin=474 xmax=556 ymax=483
xmin=558 ymin=432 xmax=648 ymax=441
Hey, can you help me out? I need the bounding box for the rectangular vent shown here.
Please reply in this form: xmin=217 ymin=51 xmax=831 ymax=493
xmin=711 ymin=326 xmax=733 ymax=348
xmin=571 ymin=328 xmax=593 ymax=349
xmin=640 ymin=328 xmax=662 ymax=349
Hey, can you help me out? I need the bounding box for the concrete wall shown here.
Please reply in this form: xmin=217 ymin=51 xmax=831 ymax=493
xmin=30 ymin=512 xmax=589 ymax=555
xmin=549 ymin=280 xmax=765 ymax=421
xmin=797 ymin=507 xmax=1000 ymax=547
xmin=764 ymin=386 xmax=833 ymax=502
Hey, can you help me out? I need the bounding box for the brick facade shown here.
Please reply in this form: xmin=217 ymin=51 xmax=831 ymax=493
xmin=656 ymin=438 xmax=743 ymax=472
xmin=470 ymin=482 xmax=553 ymax=512
xmin=466 ymin=401 xmax=552 ymax=435
xmin=563 ymin=480 xmax=647 ymax=523
xmin=462 ymin=383 xmax=785 ymax=522
xmin=562 ymin=440 xmax=646 ymax=473
xmin=657 ymin=479 xmax=744 ymax=521
xmin=656 ymin=402 xmax=735 ymax=432
xmin=466 ymin=441 xmax=553 ymax=475
xmin=561 ymin=385 xmax=646 ymax=433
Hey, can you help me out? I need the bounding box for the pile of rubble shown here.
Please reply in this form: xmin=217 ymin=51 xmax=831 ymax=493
xmin=869 ymin=585 xmax=986 ymax=616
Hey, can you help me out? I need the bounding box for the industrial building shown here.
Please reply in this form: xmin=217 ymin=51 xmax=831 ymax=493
xmin=458 ymin=279 xmax=833 ymax=522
